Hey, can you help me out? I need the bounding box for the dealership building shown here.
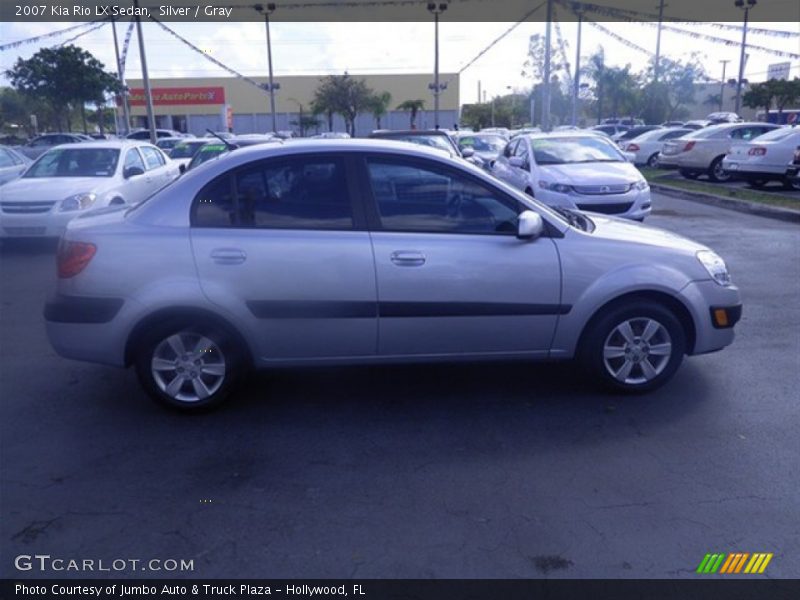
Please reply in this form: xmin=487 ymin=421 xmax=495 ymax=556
xmin=123 ymin=73 xmax=460 ymax=136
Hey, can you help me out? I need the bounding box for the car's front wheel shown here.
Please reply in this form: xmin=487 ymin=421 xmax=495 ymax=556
xmin=708 ymin=156 xmax=731 ymax=183
xmin=646 ymin=153 xmax=660 ymax=168
xmin=580 ymin=302 xmax=686 ymax=393
xmin=134 ymin=324 xmax=246 ymax=412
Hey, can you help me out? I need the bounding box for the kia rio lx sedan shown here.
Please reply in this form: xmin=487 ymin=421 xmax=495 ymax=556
xmin=45 ymin=140 xmax=741 ymax=412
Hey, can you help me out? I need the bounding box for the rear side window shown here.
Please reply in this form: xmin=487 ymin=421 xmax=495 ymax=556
xmin=140 ymin=146 xmax=165 ymax=169
xmin=193 ymin=156 xmax=353 ymax=230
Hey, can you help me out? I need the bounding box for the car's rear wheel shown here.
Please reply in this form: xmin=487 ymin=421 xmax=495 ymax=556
xmin=708 ymin=156 xmax=731 ymax=183
xmin=134 ymin=324 xmax=245 ymax=412
xmin=679 ymin=169 xmax=700 ymax=179
xmin=579 ymin=302 xmax=686 ymax=393
xmin=646 ymin=153 xmax=660 ymax=168
xmin=782 ymin=177 xmax=800 ymax=191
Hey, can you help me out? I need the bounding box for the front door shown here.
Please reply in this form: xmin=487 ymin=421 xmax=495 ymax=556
xmin=361 ymin=155 xmax=563 ymax=357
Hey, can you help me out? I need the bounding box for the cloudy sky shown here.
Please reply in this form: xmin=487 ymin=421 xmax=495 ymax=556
xmin=2 ymin=20 xmax=798 ymax=105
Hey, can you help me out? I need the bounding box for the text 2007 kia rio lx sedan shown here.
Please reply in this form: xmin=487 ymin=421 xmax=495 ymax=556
xmin=45 ymin=140 xmax=741 ymax=412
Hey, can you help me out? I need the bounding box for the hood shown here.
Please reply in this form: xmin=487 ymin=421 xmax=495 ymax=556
xmin=0 ymin=177 xmax=114 ymax=202
xmin=540 ymin=162 xmax=640 ymax=186
xmin=586 ymin=214 xmax=708 ymax=254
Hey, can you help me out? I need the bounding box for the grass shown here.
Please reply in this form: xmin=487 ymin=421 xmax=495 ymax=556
xmin=639 ymin=167 xmax=800 ymax=211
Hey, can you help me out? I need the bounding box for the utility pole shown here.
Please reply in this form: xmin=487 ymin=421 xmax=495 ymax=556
xmin=571 ymin=5 xmax=583 ymax=127
xmin=256 ymin=4 xmax=278 ymax=134
xmin=477 ymin=80 xmax=481 ymax=104
xmin=110 ymin=17 xmax=131 ymax=135
xmin=133 ymin=0 xmax=157 ymax=144
xmin=719 ymin=59 xmax=730 ymax=111
xmin=734 ymin=0 xmax=756 ymax=115
xmin=428 ymin=2 xmax=448 ymax=130
xmin=542 ymin=0 xmax=553 ymax=131
xmin=654 ymin=0 xmax=666 ymax=83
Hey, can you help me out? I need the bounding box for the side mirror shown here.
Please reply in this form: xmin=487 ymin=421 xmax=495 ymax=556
xmin=124 ymin=166 xmax=144 ymax=179
xmin=517 ymin=210 xmax=544 ymax=240
xmin=460 ymin=147 xmax=475 ymax=158
xmin=178 ymin=163 xmax=186 ymax=174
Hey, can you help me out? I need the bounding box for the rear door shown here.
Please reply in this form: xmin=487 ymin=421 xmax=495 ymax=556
xmin=360 ymin=154 xmax=562 ymax=357
xmin=190 ymin=153 xmax=378 ymax=361
xmin=139 ymin=145 xmax=179 ymax=192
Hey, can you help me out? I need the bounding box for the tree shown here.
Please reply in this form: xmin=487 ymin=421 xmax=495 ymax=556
xmin=5 ymin=45 xmax=120 ymax=133
xmin=773 ymin=78 xmax=800 ymax=117
xmin=582 ymin=47 xmax=609 ymax=122
xmin=368 ymin=91 xmax=392 ymax=129
xmin=742 ymin=82 xmax=775 ymax=117
xmin=310 ymin=73 xmax=373 ymax=136
xmin=396 ymin=99 xmax=425 ymax=129
xmin=641 ymin=54 xmax=706 ymax=122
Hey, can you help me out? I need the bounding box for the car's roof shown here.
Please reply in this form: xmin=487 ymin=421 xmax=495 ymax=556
xmin=42 ymin=140 xmax=160 ymax=150
xmin=523 ymin=130 xmax=612 ymax=140
xmin=370 ymin=129 xmax=451 ymax=137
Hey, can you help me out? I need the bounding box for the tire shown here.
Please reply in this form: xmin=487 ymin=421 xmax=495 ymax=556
xmin=579 ymin=301 xmax=687 ymax=394
xmin=646 ymin=153 xmax=660 ymax=168
xmin=782 ymin=177 xmax=800 ymax=191
xmin=707 ymin=156 xmax=731 ymax=183
xmin=134 ymin=322 xmax=246 ymax=412
xmin=679 ymin=169 xmax=699 ymax=180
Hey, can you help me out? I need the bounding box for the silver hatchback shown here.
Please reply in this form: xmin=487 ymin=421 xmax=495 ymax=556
xmin=45 ymin=140 xmax=741 ymax=411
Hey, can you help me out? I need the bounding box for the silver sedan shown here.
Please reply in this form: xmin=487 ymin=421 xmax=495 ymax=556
xmin=45 ymin=140 xmax=741 ymax=411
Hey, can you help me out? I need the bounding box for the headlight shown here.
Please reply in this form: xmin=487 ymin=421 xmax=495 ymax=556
xmin=696 ymin=250 xmax=732 ymax=286
xmin=634 ymin=179 xmax=649 ymax=191
xmin=539 ymin=181 xmax=572 ymax=194
xmin=60 ymin=193 xmax=97 ymax=212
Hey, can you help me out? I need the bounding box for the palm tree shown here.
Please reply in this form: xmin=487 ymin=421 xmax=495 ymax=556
xmin=396 ymin=99 xmax=425 ymax=129
xmin=582 ymin=48 xmax=608 ymax=122
xmin=369 ymin=91 xmax=392 ymax=129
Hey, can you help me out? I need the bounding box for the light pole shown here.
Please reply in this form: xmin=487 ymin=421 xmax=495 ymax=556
xmin=734 ymin=0 xmax=756 ymax=115
xmin=653 ymin=0 xmax=665 ymax=83
xmin=110 ymin=16 xmax=131 ymax=135
xmin=571 ymin=4 xmax=583 ymax=127
xmin=541 ymin=0 xmax=553 ymax=131
xmin=256 ymin=3 xmax=279 ymax=134
xmin=427 ymin=2 xmax=448 ymax=130
xmin=719 ymin=59 xmax=730 ymax=111
xmin=506 ymin=85 xmax=515 ymax=128
xmin=133 ymin=0 xmax=157 ymax=144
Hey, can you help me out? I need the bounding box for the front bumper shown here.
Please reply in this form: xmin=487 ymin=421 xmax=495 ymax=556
xmin=0 ymin=209 xmax=77 ymax=238
xmin=721 ymin=159 xmax=788 ymax=180
xmin=679 ymin=280 xmax=742 ymax=356
xmin=537 ymin=187 xmax=652 ymax=221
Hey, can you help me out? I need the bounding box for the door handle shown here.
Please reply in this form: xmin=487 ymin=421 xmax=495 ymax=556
xmin=210 ymin=248 xmax=247 ymax=265
xmin=390 ymin=251 xmax=426 ymax=267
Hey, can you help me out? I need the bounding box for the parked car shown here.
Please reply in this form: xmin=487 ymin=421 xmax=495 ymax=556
xmin=185 ymin=135 xmax=279 ymax=172
xmin=612 ymin=125 xmax=663 ymax=145
xmin=658 ymin=122 xmax=782 ymax=182
xmin=622 ymin=128 xmax=694 ymax=167
xmin=590 ymin=124 xmax=629 ymax=137
xmin=156 ymin=137 xmax=186 ymax=152
xmin=706 ymin=112 xmax=742 ymax=124
xmin=0 ymin=141 xmax=179 ymax=238
xmin=510 ymin=127 xmax=542 ymax=137
xmin=0 ymin=145 xmax=32 ymax=185
xmin=722 ymin=127 xmax=800 ymax=189
xmin=453 ymin=132 xmax=507 ymax=168
xmin=479 ymin=127 xmax=511 ymax=138
xmin=127 ymin=129 xmax=187 ymax=140
xmin=785 ymin=145 xmax=800 ymax=190
xmin=491 ymin=132 xmax=651 ymax=221
xmin=44 ymin=139 xmax=741 ymax=411
xmin=204 ymin=131 xmax=234 ymax=140
xmin=15 ymin=133 xmax=90 ymax=159
xmin=683 ymin=120 xmax=711 ymax=130
xmin=661 ymin=121 xmax=686 ymax=128
xmin=368 ymin=129 xmax=467 ymax=160
xmin=311 ymin=132 xmax=351 ymax=139
xmin=167 ymin=139 xmax=211 ymax=171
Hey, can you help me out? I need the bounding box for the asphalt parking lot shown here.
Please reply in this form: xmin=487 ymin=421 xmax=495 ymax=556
xmin=1 ymin=192 xmax=798 ymax=579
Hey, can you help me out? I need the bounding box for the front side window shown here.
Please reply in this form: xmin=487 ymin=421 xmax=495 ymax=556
xmin=23 ymin=148 xmax=119 ymax=178
xmin=367 ymin=158 xmax=520 ymax=235
xmin=193 ymin=156 xmax=353 ymax=230
xmin=140 ymin=146 xmax=165 ymax=169
xmin=124 ymin=149 xmax=146 ymax=172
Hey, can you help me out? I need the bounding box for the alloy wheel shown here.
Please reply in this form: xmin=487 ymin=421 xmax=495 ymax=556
xmin=602 ymin=317 xmax=673 ymax=385
xmin=151 ymin=332 xmax=226 ymax=403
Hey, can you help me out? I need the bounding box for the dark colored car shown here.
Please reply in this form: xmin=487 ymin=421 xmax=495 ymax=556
xmin=613 ymin=125 xmax=664 ymax=145
xmin=185 ymin=136 xmax=279 ymax=171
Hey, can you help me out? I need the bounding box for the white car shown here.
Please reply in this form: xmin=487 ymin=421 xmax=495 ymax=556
xmin=166 ymin=139 xmax=210 ymax=171
xmin=0 ymin=145 xmax=31 ymax=185
xmin=659 ymin=122 xmax=781 ymax=182
xmin=722 ymin=127 xmax=800 ymax=189
xmin=491 ymin=132 xmax=651 ymax=221
xmin=623 ymin=128 xmax=693 ymax=167
xmin=0 ymin=141 xmax=179 ymax=238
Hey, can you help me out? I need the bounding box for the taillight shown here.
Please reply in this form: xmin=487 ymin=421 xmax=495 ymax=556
xmin=57 ymin=241 xmax=96 ymax=278
xmin=748 ymin=147 xmax=767 ymax=156
xmin=627 ymin=143 xmax=640 ymax=151
xmin=683 ymin=141 xmax=696 ymax=152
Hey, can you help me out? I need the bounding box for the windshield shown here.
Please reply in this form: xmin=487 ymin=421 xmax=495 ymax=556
xmin=23 ymin=148 xmax=119 ymax=178
xmin=457 ymin=135 xmax=506 ymax=153
xmin=531 ymin=136 xmax=624 ymax=165
xmin=170 ymin=141 xmax=207 ymax=159
xmin=382 ymin=134 xmax=455 ymax=154
xmin=187 ymin=144 xmax=229 ymax=169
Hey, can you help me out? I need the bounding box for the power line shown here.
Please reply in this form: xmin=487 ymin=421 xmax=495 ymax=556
xmin=58 ymin=21 xmax=109 ymax=47
xmin=0 ymin=20 xmax=107 ymax=52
